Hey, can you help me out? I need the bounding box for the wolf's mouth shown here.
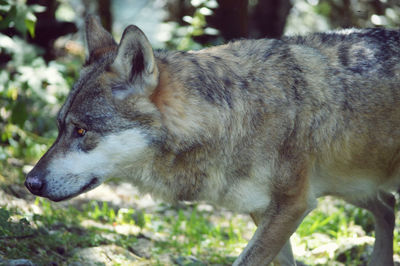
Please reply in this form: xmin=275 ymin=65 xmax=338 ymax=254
xmin=49 ymin=177 xmax=99 ymax=202
xmin=80 ymin=177 xmax=99 ymax=193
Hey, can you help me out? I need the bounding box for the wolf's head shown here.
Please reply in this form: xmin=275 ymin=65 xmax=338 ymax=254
xmin=25 ymin=16 xmax=162 ymax=201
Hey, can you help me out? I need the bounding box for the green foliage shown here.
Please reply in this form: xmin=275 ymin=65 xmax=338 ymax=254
xmin=0 ymin=207 xmax=34 ymax=239
xmin=0 ymin=191 xmax=399 ymax=265
xmin=164 ymin=0 xmax=219 ymax=50
xmin=0 ymin=0 xmax=45 ymax=38
xmin=0 ymin=198 xmax=245 ymax=265
xmin=88 ymin=201 xmax=116 ymax=223
xmin=313 ymin=1 xmax=331 ymax=17
xmin=1 ymin=199 xmax=132 ymax=264
xmin=148 ymin=205 xmax=246 ymax=264
xmin=292 ymin=197 xmax=400 ymax=265
xmin=297 ymin=201 xmax=372 ymax=239
xmin=0 ymin=4 xmax=79 ymax=170
xmin=0 ymin=36 xmax=72 ymax=164
xmin=85 ymin=201 xmax=147 ymax=229
xmin=0 ymin=199 xmax=114 ymax=264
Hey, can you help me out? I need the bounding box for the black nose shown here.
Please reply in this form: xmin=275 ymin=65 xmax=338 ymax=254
xmin=25 ymin=175 xmax=45 ymax=195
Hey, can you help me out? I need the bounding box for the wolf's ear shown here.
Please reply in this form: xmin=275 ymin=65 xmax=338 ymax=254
xmin=111 ymin=25 xmax=158 ymax=97
xmin=85 ymin=15 xmax=117 ymax=61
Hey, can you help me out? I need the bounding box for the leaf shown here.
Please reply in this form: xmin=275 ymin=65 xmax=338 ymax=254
xmin=14 ymin=13 xmax=28 ymax=36
xmin=183 ymin=15 xmax=193 ymax=24
xmin=0 ymin=17 xmax=9 ymax=30
xmin=0 ymin=208 xmax=10 ymax=223
xmin=0 ymin=208 xmax=11 ymax=235
xmin=204 ymin=27 xmax=219 ymax=35
xmin=205 ymin=0 xmax=218 ymax=9
xmin=29 ymin=4 xmax=46 ymax=13
xmin=135 ymin=211 xmax=146 ymax=229
xmin=6 ymin=86 xmax=18 ymax=100
xmin=0 ymin=5 xmax=14 ymax=30
xmin=199 ymin=7 xmax=212 ymax=16
xmin=10 ymin=100 xmax=28 ymax=127
xmin=25 ymin=18 xmax=35 ymax=38
xmin=0 ymin=1 xmax=10 ymax=11
xmin=191 ymin=0 xmax=206 ymax=7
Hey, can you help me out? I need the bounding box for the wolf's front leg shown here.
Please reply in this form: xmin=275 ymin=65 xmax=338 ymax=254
xmin=274 ymin=241 xmax=296 ymax=266
xmin=235 ymin=199 xmax=308 ymax=266
xmin=235 ymin=163 xmax=315 ymax=266
xmin=250 ymin=213 xmax=296 ymax=266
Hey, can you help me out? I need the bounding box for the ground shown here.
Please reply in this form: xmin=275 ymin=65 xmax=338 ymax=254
xmin=0 ymin=169 xmax=399 ymax=265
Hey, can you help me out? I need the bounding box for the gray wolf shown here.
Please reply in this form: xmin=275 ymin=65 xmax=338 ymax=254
xmin=25 ymin=16 xmax=400 ymax=265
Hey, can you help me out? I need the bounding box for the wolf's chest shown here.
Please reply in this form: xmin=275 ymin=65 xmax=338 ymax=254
xmin=198 ymin=167 xmax=273 ymax=214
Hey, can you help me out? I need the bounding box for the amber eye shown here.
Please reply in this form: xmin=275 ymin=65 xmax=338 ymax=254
xmin=75 ymin=127 xmax=86 ymax=137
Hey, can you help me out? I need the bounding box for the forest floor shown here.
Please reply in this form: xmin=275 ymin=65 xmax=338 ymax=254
xmin=0 ymin=163 xmax=399 ymax=265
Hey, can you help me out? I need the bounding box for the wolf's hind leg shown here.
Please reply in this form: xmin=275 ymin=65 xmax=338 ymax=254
xmin=346 ymin=190 xmax=395 ymax=266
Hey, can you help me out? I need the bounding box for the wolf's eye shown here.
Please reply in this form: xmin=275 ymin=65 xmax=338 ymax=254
xmin=75 ymin=127 xmax=86 ymax=137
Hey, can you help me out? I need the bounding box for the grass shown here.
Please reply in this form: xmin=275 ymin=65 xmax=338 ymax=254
xmin=0 ymin=160 xmax=399 ymax=265
xmin=1 ymin=199 xmax=124 ymax=265
xmin=0 ymin=198 xmax=248 ymax=265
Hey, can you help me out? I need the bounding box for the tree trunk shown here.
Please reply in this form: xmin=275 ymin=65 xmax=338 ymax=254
xmin=208 ymin=0 xmax=249 ymax=40
xmin=250 ymin=0 xmax=292 ymax=38
xmin=98 ymin=0 xmax=112 ymax=32
xmin=27 ymin=0 xmax=77 ymax=60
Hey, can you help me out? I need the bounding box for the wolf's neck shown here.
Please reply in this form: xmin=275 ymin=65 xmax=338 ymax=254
xmin=150 ymin=54 xmax=230 ymax=153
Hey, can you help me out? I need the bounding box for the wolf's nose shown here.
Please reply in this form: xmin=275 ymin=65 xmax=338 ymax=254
xmin=25 ymin=175 xmax=44 ymax=195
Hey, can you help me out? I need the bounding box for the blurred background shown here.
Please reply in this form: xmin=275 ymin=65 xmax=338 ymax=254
xmin=0 ymin=0 xmax=399 ymax=265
